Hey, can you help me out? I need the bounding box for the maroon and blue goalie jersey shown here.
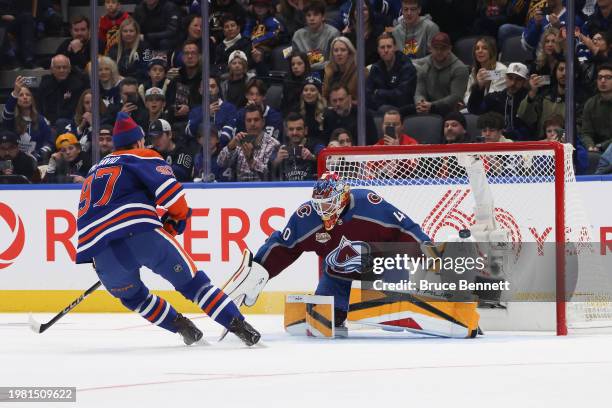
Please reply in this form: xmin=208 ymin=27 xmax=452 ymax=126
xmin=254 ymin=189 xmax=431 ymax=280
xmin=76 ymin=149 xmax=187 ymax=264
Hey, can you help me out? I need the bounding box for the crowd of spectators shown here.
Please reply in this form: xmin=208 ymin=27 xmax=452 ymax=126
xmin=0 ymin=0 xmax=611 ymax=184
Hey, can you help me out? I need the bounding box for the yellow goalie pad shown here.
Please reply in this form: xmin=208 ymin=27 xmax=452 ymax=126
xmin=284 ymin=295 xmax=335 ymax=338
xmin=348 ymin=288 xmax=480 ymax=338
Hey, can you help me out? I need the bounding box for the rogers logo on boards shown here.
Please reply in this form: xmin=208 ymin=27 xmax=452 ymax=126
xmin=0 ymin=202 xmax=25 ymax=269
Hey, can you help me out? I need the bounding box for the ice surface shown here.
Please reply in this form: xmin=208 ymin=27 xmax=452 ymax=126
xmin=1 ymin=313 xmax=611 ymax=407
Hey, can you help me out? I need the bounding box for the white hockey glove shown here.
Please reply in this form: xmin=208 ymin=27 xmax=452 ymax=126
xmin=222 ymin=249 xmax=270 ymax=308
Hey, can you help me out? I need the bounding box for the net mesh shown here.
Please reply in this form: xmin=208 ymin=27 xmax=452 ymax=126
xmin=322 ymin=143 xmax=612 ymax=332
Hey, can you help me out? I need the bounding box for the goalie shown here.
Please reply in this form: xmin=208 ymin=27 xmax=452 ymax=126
xmin=225 ymin=172 xmax=481 ymax=338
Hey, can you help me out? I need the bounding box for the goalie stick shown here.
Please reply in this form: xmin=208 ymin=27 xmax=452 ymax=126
xmin=29 ymin=280 xmax=102 ymax=334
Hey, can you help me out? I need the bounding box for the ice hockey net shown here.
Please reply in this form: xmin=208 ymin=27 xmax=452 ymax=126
xmin=318 ymin=141 xmax=612 ymax=335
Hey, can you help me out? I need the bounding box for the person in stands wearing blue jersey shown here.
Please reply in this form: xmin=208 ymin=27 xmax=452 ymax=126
xmin=76 ymin=112 xmax=260 ymax=346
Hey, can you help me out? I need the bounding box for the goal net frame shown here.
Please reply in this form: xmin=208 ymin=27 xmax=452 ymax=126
xmin=317 ymin=141 xmax=595 ymax=336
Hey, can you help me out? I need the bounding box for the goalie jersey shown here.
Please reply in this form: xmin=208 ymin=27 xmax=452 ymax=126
xmin=254 ymin=189 xmax=431 ymax=280
xmin=76 ymin=149 xmax=188 ymax=264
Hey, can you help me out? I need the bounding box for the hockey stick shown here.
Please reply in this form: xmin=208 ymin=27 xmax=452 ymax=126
xmin=28 ymin=281 xmax=102 ymax=334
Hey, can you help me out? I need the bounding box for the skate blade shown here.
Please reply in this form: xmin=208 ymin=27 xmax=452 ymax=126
xmin=217 ymin=294 xmax=247 ymax=343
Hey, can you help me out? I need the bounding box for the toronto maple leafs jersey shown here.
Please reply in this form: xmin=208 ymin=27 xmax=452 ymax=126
xmin=76 ymin=149 xmax=189 ymax=264
xmin=254 ymin=189 xmax=430 ymax=280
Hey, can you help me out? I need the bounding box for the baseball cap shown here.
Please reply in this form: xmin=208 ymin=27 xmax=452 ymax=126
xmin=149 ymin=119 xmax=172 ymax=137
xmin=0 ymin=129 xmax=19 ymax=145
xmin=506 ymin=62 xmax=529 ymax=79
xmin=100 ymin=124 xmax=113 ymax=136
xmin=145 ymin=87 xmax=165 ymax=100
xmin=55 ymin=132 xmax=79 ymax=150
xmin=430 ymin=32 xmax=451 ymax=49
xmin=228 ymin=50 xmax=248 ymax=65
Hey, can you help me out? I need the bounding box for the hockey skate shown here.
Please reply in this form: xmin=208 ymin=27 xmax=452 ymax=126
xmin=173 ymin=314 xmax=203 ymax=345
xmin=228 ymin=317 xmax=261 ymax=346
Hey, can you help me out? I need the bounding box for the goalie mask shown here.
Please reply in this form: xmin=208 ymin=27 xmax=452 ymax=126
xmin=311 ymin=172 xmax=350 ymax=231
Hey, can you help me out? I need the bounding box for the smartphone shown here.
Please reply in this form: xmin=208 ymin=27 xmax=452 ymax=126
xmin=384 ymin=125 xmax=396 ymax=138
xmin=125 ymin=93 xmax=139 ymax=105
xmin=540 ymin=6 xmax=553 ymax=15
xmin=289 ymin=145 xmax=303 ymax=158
xmin=485 ymin=70 xmax=502 ymax=81
xmin=241 ymin=134 xmax=257 ymax=144
xmin=22 ymin=76 xmax=38 ymax=87
xmin=0 ymin=160 xmax=13 ymax=171
xmin=539 ymin=75 xmax=551 ymax=86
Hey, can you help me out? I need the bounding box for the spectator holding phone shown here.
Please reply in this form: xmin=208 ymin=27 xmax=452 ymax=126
xmin=463 ymin=36 xmax=507 ymax=105
xmin=186 ymin=77 xmax=237 ymax=144
xmin=273 ymin=112 xmax=323 ymax=181
xmin=375 ymin=110 xmax=418 ymax=146
xmin=0 ymin=129 xmax=38 ymax=182
xmin=518 ymin=60 xmax=577 ymax=137
xmin=2 ymin=76 xmax=54 ymax=163
xmin=104 ymin=77 xmax=148 ymax=131
xmin=217 ymin=104 xmax=280 ymax=181
xmin=467 ymin=62 xmax=532 ymax=140
xmin=44 ymin=132 xmax=91 ymax=183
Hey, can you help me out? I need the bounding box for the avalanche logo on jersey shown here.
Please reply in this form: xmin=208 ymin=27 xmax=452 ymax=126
xmin=325 ymin=236 xmax=371 ymax=275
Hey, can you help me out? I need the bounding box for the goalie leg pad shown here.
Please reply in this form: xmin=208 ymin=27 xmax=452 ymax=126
xmin=348 ymin=288 xmax=480 ymax=338
xmin=284 ymin=295 xmax=336 ymax=338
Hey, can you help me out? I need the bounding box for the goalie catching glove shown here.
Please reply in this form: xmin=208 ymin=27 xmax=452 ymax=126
xmin=222 ymin=249 xmax=270 ymax=308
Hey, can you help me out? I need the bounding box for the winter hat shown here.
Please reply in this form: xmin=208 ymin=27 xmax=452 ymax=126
xmin=303 ymin=75 xmax=322 ymax=92
xmin=112 ymin=111 xmax=145 ymax=147
xmin=444 ymin=111 xmax=467 ymax=131
xmin=148 ymin=58 xmax=168 ymax=71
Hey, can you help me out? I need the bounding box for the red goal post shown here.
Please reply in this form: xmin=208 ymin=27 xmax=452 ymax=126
xmin=317 ymin=141 xmax=609 ymax=335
